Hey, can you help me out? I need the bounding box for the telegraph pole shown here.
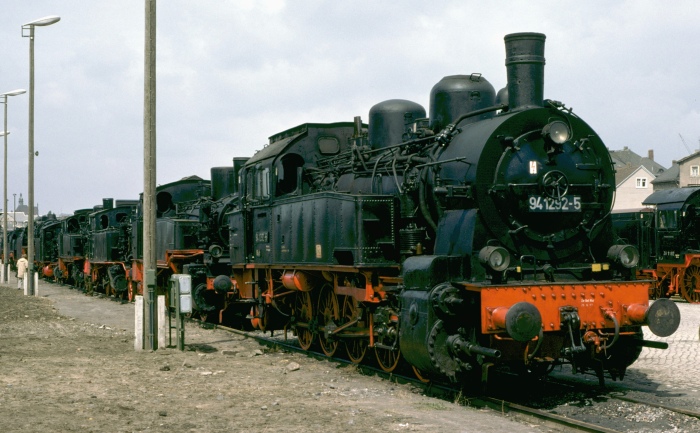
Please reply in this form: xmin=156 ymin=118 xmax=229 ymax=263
xmin=143 ymin=0 xmax=157 ymax=350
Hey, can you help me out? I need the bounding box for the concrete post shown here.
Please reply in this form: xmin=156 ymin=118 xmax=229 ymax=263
xmin=134 ymin=295 xmax=143 ymax=351
xmin=157 ymin=295 xmax=166 ymax=349
xmin=142 ymin=0 xmax=158 ymax=351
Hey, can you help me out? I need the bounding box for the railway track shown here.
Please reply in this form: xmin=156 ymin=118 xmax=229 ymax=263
xmin=195 ymin=318 xmax=698 ymax=433
xmin=607 ymin=394 xmax=700 ymax=420
xmin=477 ymin=398 xmax=623 ymax=433
xmin=43 ymin=283 xmax=700 ymax=433
xmin=487 ymin=373 xmax=700 ymax=432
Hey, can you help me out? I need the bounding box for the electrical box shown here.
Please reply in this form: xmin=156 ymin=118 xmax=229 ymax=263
xmin=180 ymin=293 xmax=192 ymax=314
xmin=170 ymin=274 xmax=192 ymax=314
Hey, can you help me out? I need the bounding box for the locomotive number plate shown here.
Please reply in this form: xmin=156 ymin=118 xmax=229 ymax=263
xmin=528 ymin=195 xmax=581 ymax=212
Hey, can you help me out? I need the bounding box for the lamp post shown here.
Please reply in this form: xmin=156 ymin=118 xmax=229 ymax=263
xmin=0 ymin=131 xmax=9 ymax=282
xmin=0 ymin=130 xmax=8 ymax=282
xmin=22 ymin=15 xmax=60 ymax=296
xmin=2 ymin=89 xmax=27 ymax=283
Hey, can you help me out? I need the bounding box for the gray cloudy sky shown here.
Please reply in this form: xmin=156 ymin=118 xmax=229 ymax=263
xmin=1 ymin=1 xmax=699 ymax=215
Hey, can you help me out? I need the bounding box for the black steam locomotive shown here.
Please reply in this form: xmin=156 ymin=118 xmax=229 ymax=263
xmin=6 ymin=32 xmax=680 ymax=386
xmin=613 ymin=186 xmax=700 ymax=303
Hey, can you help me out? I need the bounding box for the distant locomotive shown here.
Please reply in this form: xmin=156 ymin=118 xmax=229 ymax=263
xmin=6 ymin=32 xmax=680 ymax=387
xmin=130 ymin=175 xmax=214 ymax=308
xmin=55 ymin=208 xmax=91 ymax=289
xmin=35 ymin=213 xmax=61 ymax=280
xmin=82 ymin=199 xmax=139 ymax=299
xmin=613 ymin=186 xmax=700 ymax=303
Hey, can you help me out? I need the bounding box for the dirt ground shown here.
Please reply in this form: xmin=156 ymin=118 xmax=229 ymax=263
xmin=0 ymin=285 xmax=557 ymax=433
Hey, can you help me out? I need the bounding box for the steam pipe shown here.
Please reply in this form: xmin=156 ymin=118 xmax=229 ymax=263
xmin=353 ymin=116 xmax=363 ymax=137
xmin=448 ymin=335 xmax=502 ymax=359
xmin=601 ymin=312 xmax=619 ymax=351
xmin=632 ymin=340 xmax=669 ymax=350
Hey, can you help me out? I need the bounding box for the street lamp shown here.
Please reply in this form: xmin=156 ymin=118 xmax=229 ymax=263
xmin=22 ymin=15 xmax=60 ymax=296
xmin=1 ymin=89 xmax=27 ymax=283
xmin=0 ymin=131 xmax=9 ymax=282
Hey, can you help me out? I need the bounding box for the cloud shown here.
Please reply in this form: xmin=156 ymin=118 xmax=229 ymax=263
xmin=1 ymin=1 xmax=700 ymax=214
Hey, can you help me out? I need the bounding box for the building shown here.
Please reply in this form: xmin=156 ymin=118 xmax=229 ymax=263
xmin=649 ymin=151 xmax=700 ymax=191
xmin=14 ymin=193 xmax=38 ymax=216
xmin=609 ymin=147 xmax=666 ymax=210
xmin=0 ymin=193 xmax=35 ymax=231
xmin=650 ymin=162 xmax=680 ymax=190
xmin=675 ymin=151 xmax=700 ymax=187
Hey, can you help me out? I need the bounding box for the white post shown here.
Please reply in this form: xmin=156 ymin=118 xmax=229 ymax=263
xmin=134 ymin=295 xmax=144 ymax=351
xmin=157 ymin=295 xmax=166 ymax=349
xmin=0 ymin=261 xmax=4 ymax=283
xmin=34 ymin=272 xmax=39 ymax=297
xmin=23 ymin=273 xmax=27 ymax=294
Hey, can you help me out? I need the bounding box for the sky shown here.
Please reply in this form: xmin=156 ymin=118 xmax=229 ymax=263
xmin=1 ymin=1 xmax=699 ymax=216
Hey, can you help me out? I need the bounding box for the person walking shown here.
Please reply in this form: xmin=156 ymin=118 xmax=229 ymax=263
xmin=16 ymin=254 xmax=28 ymax=291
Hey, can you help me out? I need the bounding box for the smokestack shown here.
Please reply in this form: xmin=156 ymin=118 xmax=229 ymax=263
xmin=648 ymin=149 xmax=654 ymax=161
xmin=504 ymin=32 xmax=546 ymax=111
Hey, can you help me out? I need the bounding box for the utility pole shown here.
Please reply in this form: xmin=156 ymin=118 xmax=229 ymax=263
xmin=142 ymin=0 xmax=157 ymax=350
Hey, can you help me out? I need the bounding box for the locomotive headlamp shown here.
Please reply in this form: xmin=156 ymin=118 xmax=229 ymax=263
xmin=542 ymin=121 xmax=570 ymax=144
xmin=209 ymin=244 xmax=223 ymax=259
xmin=607 ymin=244 xmax=640 ymax=269
xmin=479 ymin=246 xmax=511 ymax=272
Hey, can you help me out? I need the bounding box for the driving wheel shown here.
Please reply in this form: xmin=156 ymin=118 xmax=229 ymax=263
xmin=375 ymin=346 xmax=401 ymax=373
xmin=294 ymin=291 xmax=314 ymax=350
xmin=681 ymin=265 xmax=700 ymax=303
xmin=317 ymin=284 xmax=339 ymax=356
xmin=342 ymin=296 xmax=367 ymax=363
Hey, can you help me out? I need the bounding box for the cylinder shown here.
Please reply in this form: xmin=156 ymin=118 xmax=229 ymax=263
xmin=281 ymin=270 xmax=314 ymax=292
xmin=504 ymin=32 xmax=546 ymax=111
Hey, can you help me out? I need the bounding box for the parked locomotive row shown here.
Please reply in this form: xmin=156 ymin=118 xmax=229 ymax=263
xmin=1 ymin=33 xmax=682 ymax=386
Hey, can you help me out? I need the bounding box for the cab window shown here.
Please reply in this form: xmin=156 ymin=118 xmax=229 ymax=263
xmin=256 ymin=167 xmax=270 ymax=199
xmin=275 ymin=153 xmax=304 ymax=196
xmin=658 ymin=210 xmax=677 ymax=229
